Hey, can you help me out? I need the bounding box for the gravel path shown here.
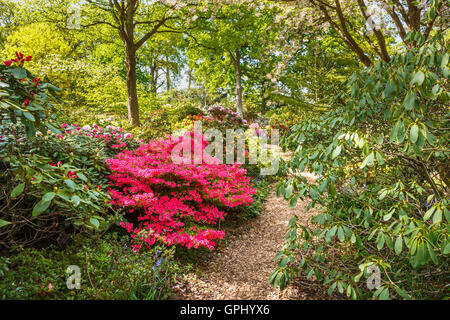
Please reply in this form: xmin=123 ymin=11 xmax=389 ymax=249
xmin=172 ymin=180 xmax=325 ymax=300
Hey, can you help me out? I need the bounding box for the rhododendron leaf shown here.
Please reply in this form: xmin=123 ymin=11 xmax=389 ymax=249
xmin=89 ymin=218 xmax=100 ymax=228
xmin=32 ymin=199 xmax=51 ymax=217
xmin=77 ymin=173 xmax=87 ymax=182
xmin=0 ymin=219 xmax=12 ymax=228
xmin=410 ymin=71 xmax=425 ymax=86
xmin=332 ymin=145 xmax=342 ymax=159
xmin=64 ymin=179 xmax=76 ymax=191
xmin=11 ymin=183 xmax=25 ymax=198
xmin=45 ymin=122 xmax=61 ymax=134
xmin=42 ymin=192 xmax=55 ymax=202
xmin=23 ymin=111 xmax=35 ymax=122
xmin=10 ymin=67 xmax=26 ymax=79
xmin=71 ymin=195 xmax=81 ymax=207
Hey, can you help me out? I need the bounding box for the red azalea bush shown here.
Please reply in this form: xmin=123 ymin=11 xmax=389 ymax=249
xmin=106 ymin=132 xmax=256 ymax=251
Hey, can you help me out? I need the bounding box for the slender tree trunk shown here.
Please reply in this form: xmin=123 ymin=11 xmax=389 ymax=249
xmin=125 ymin=43 xmax=140 ymax=127
xmin=188 ymin=67 xmax=192 ymax=90
xmin=166 ymin=55 xmax=170 ymax=92
xmin=261 ymin=85 xmax=267 ymax=115
xmin=233 ymin=49 xmax=243 ymax=119
xmin=149 ymin=58 xmax=157 ymax=93
xmin=150 ymin=62 xmax=158 ymax=93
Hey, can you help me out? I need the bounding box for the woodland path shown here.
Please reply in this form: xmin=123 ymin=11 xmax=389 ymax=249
xmin=172 ymin=150 xmax=329 ymax=300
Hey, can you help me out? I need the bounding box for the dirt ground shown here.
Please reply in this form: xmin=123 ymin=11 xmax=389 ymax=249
xmin=172 ymin=181 xmax=331 ymax=300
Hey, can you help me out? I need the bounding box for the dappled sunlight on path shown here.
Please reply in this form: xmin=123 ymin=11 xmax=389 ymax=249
xmin=172 ymin=183 xmax=326 ymax=300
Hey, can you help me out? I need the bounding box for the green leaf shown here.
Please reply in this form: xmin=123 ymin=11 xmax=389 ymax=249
xmin=423 ymin=207 xmax=435 ymax=220
xmin=72 ymin=195 xmax=81 ymax=207
xmin=383 ymin=211 xmax=393 ymax=221
xmin=0 ymin=219 xmax=12 ymax=228
xmin=42 ymin=192 xmax=56 ymax=202
xmin=285 ymin=184 xmax=293 ymax=199
xmin=379 ymin=189 xmax=388 ymax=200
xmin=11 ymin=183 xmax=25 ymax=198
xmin=410 ymin=70 xmax=425 ymax=86
xmin=375 ymin=152 xmax=385 ymax=166
xmin=410 ymin=124 xmax=419 ymax=143
xmin=395 ymin=236 xmax=403 ymax=254
xmin=289 ymin=196 xmax=298 ymax=208
xmin=23 ymin=111 xmax=36 ymax=122
xmin=10 ymin=67 xmax=27 ymax=79
xmin=328 ymin=282 xmax=337 ymax=296
xmin=360 ymin=152 xmax=374 ymax=169
xmin=432 ymin=208 xmax=442 ymax=224
xmin=332 ymin=145 xmax=342 ymax=159
xmin=77 ymin=173 xmax=87 ymax=182
xmin=379 ymin=287 xmax=390 ymax=300
xmin=45 ymin=122 xmax=61 ymax=134
xmin=397 ymin=121 xmax=406 ymax=143
xmin=384 ymin=80 xmax=396 ymax=100
xmin=64 ymin=179 xmax=76 ymax=191
xmin=32 ymin=199 xmax=51 ymax=217
xmin=309 ymin=187 xmax=318 ymax=200
xmin=416 ymin=243 xmax=429 ymax=266
xmin=377 ymin=234 xmax=385 ymax=250
xmin=89 ymin=218 xmax=100 ymax=228
xmin=443 ymin=242 xmax=450 ymax=255
xmin=354 ymin=271 xmax=363 ymax=282
xmin=337 ymin=227 xmax=345 ymax=242
xmin=441 ymin=52 xmax=449 ymax=69
xmin=427 ymin=242 xmax=438 ymax=264
xmin=394 ymin=286 xmax=410 ymax=300
xmin=390 ymin=122 xmax=398 ymax=143
xmin=404 ymin=92 xmax=416 ymax=111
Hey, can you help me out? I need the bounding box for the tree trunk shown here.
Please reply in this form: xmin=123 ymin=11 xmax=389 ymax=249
xmin=166 ymin=55 xmax=171 ymax=92
xmin=188 ymin=67 xmax=192 ymax=90
xmin=150 ymin=60 xmax=158 ymax=93
xmin=125 ymin=44 xmax=140 ymax=127
xmin=261 ymin=85 xmax=267 ymax=115
xmin=233 ymin=49 xmax=243 ymax=119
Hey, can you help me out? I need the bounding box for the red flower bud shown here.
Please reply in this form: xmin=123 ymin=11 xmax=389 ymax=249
xmin=3 ymin=60 xmax=13 ymax=67
xmin=24 ymin=99 xmax=30 ymax=106
xmin=25 ymin=56 xmax=32 ymax=61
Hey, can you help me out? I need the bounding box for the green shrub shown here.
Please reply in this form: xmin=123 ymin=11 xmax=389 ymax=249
xmin=270 ymin=33 xmax=449 ymax=300
xmin=0 ymin=233 xmax=177 ymax=300
xmin=0 ymin=57 xmax=139 ymax=249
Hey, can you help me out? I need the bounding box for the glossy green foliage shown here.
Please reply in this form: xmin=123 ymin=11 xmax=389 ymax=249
xmin=271 ymin=33 xmax=449 ymax=300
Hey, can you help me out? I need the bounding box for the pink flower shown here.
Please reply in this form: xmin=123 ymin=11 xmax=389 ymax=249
xmin=105 ymin=132 xmax=256 ymax=251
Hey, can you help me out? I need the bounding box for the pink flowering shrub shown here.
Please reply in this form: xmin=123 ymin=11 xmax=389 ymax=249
xmin=106 ymin=132 xmax=256 ymax=251
xmin=59 ymin=123 xmax=142 ymax=154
